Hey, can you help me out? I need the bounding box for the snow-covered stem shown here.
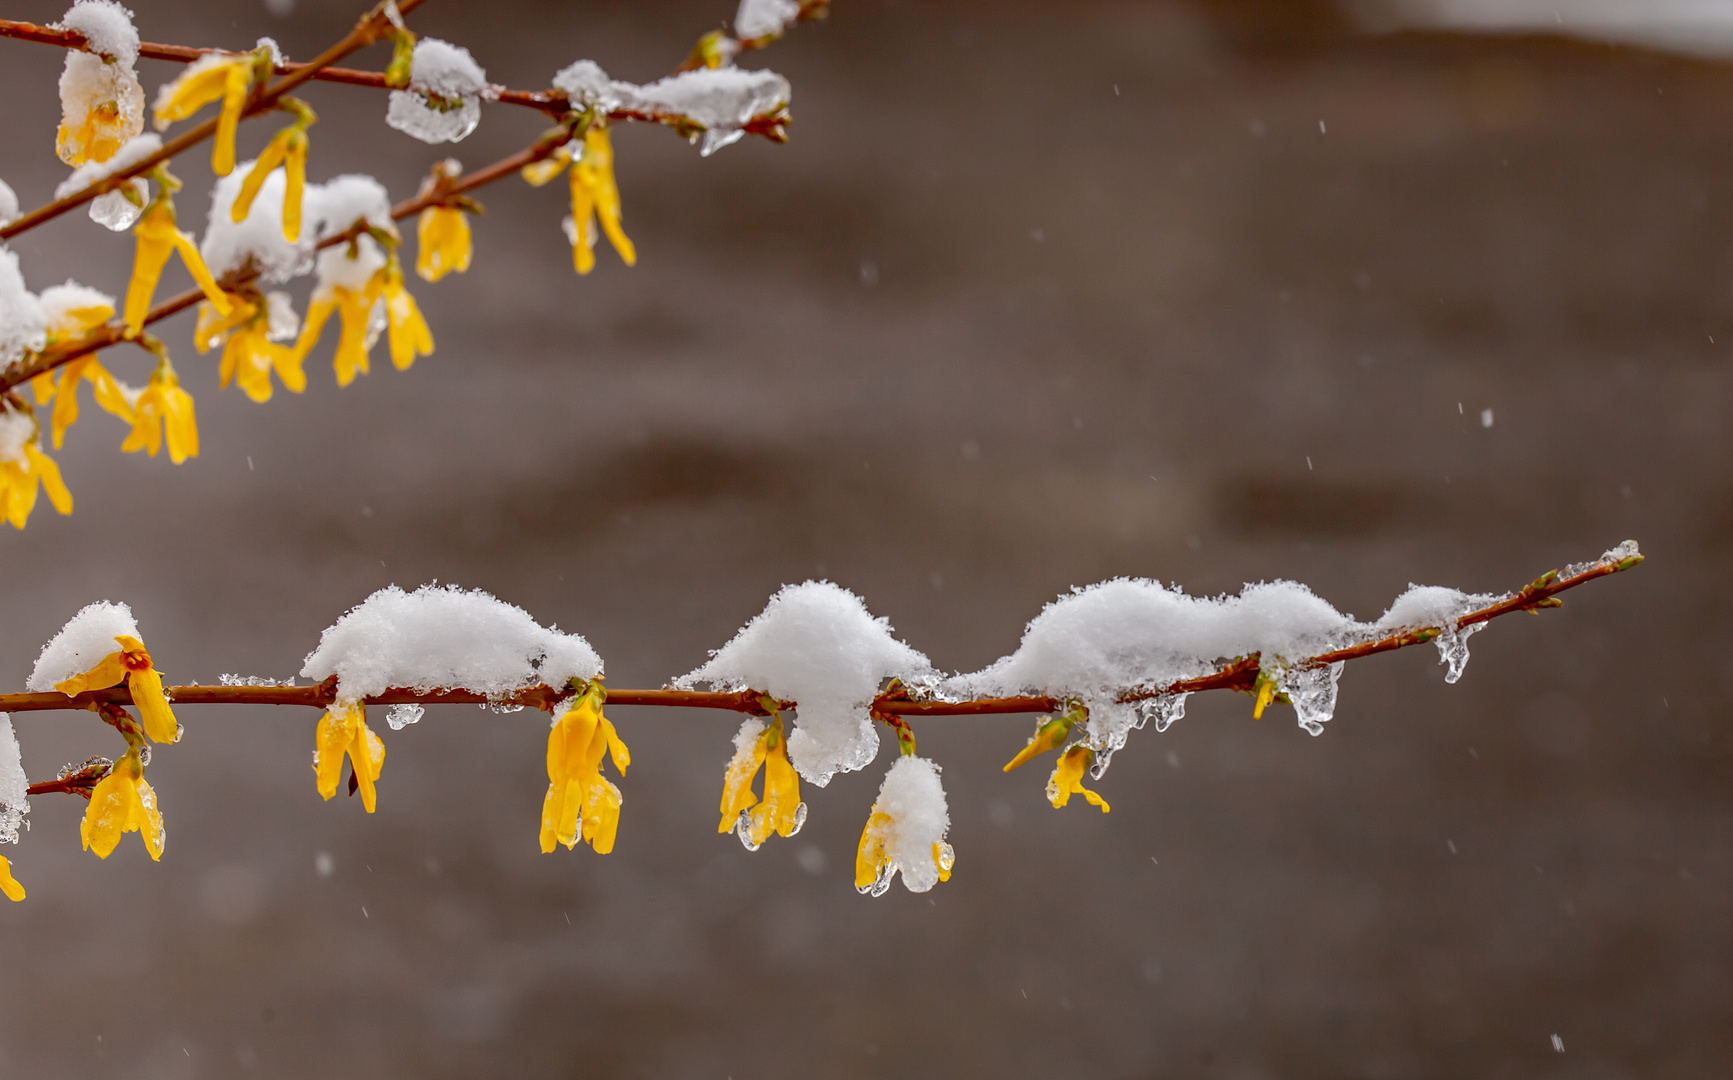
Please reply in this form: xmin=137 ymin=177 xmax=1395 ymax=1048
xmin=3 ymin=547 xmax=1640 ymax=798
xmin=0 ymin=0 xmax=430 ymax=242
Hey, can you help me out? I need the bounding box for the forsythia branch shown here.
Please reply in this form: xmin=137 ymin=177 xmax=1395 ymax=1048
xmin=6 ymin=546 xmax=1641 ymax=798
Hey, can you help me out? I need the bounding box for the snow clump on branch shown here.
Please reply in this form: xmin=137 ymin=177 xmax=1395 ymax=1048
xmin=27 ymin=600 xmax=141 ymax=691
xmin=0 ymin=249 xmax=49 ymax=365
xmin=299 ymin=584 xmax=603 ymax=706
xmin=551 ymin=60 xmax=791 ymax=155
xmin=677 ymin=581 xmax=936 ymax=786
xmin=0 ymin=715 xmax=27 ymax=845
xmin=386 ymin=38 xmax=490 ymax=145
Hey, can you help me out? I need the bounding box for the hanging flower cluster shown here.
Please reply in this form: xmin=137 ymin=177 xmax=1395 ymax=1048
xmin=0 ymin=0 xmax=803 ymax=530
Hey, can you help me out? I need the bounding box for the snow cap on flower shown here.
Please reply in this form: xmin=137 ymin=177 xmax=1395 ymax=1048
xmin=386 ymin=38 xmax=488 ymax=144
xmin=860 ymin=755 xmax=952 ymax=894
xmin=300 ymin=584 xmax=603 ymax=705
xmin=677 ymin=581 xmax=934 ymax=786
xmin=27 ymin=600 xmax=142 ymax=692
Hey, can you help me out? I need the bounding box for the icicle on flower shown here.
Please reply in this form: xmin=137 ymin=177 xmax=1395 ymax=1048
xmin=195 ymin=290 xmax=304 ymax=402
xmin=152 ymin=51 xmax=261 ymax=177
xmin=717 ymin=710 xmax=804 ymax=850
xmin=313 ymin=702 xmax=385 ymax=813
xmin=124 ymin=178 xmax=231 ymax=333
xmin=80 ymin=747 xmax=164 ymax=860
xmin=1046 ymin=744 xmax=1110 ymax=813
xmin=855 ymin=755 xmax=953 ymax=896
xmin=54 ymin=633 xmax=180 ymax=743
xmin=539 ymin=680 xmax=630 ymax=854
xmin=0 ymin=409 xmax=72 ymax=529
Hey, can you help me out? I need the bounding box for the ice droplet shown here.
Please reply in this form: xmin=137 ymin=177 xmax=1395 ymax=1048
xmin=1434 ymin=622 xmax=1484 ymax=684
xmin=385 ymin=90 xmax=480 ymax=144
xmin=787 ymin=801 xmax=808 ymax=837
xmin=1279 ymin=661 xmax=1344 ymax=737
xmin=88 ymin=181 xmax=146 ymax=230
xmin=734 ymin=810 xmax=761 ymax=852
xmin=857 ymin=860 xmax=895 ymax=897
xmin=1139 ymin=692 xmax=1188 ymax=734
xmin=385 ymin=703 xmax=423 ymax=730
xmin=935 ymin=841 xmax=955 ymax=874
xmin=698 ymin=127 xmax=747 ymax=156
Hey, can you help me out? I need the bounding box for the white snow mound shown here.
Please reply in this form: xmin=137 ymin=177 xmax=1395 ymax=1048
xmin=29 ymin=600 xmax=140 ymax=691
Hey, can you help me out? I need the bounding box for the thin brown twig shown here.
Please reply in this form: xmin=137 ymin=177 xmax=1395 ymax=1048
xmin=5 ymin=546 xmax=1641 ymax=797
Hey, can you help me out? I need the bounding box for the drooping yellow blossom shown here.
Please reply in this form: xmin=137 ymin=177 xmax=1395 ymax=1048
xmin=152 ymin=52 xmax=255 ymax=177
xmin=36 ymin=291 xmax=134 ymax=447
xmin=540 ymin=683 xmax=630 ymax=854
xmin=0 ymin=856 xmax=23 ymax=901
xmin=314 ymin=702 xmax=386 ymax=813
xmin=49 ymin=356 xmax=134 ymax=450
xmin=121 ymin=360 xmax=198 ymax=463
xmin=381 ymin=257 xmax=433 ymax=370
xmin=80 ymin=748 xmax=164 ymax=861
xmin=124 ymin=195 xmax=231 ymax=333
xmin=1046 ymin=745 xmax=1110 ymax=813
xmin=855 ymin=809 xmax=893 ymax=888
xmin=0 ymin=416 xmax=73 ymax=529
xmin=1251 ymin=668 xmax=1279 ymax=719
xmin=196 ymin=292 xmax=304 ymax=403
xmin=54 ymin=634 xmax=181 ymax=744
xmin=232 ymin=124 xmax=310 ymax=242
xmin=717 ymin=714 xmax=804 ymax=848
xmin=416 ymin=205 xmax=472 ymax=282
xmin=520 ymin=127 xmax=635 ymax=274
xmin=1002 ymin=711 xmax=1079 ymax=773
xmin=292 ymin=279 xmax=378 ymax=388
xmin=568 ymin=126 xmax=635 ymax=274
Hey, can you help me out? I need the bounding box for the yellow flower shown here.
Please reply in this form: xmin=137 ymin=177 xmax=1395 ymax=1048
xmin=232 ymin=125 xmax=310 ymax=242
xmin=1254 ymin=669 xmax=1282 ymax=717
xmin=521 ymin=128 xmax=635 ymax=275
xmin=196 ymin=293 xmax=304 ymax=402
xmin=0 ymin=419 xmax=73 ymax=529
xmin=856 ymin=814 xmax=954 ymax=893
xmin=80 ymin=748 xmax=164 ymax=861
xmin=567 ymin=127 xmax=635 ymax=274
xmin=124 ymin=196 xmax=232 ymax=333
xmin=539 ymin=682 xmax=630 ymax=854
xmin=0 ymin=855 xmax=23 ymax=901
xmin=121 ymin=361 xmax=198 ymax=463
xmin=292 ymin=279 xmax=379 ymax=388
xmin=381 ymin=257 xmax=433 ymax=370
xmin=54 ymin=633 xmax=180 ymax=744
xmin=152 ymin=53 xmax=255 ymax=176
xmin=416 ymin=205 xmax=472 ymax=282
xmin=1002 ymin=709 xmax=1080 ymax=773
xmin=48 ymin=356 xmax=134 ymax=449
xmin=717 ymin=714 xmax=804 ymax=848
xmin=313 ymin=702 xmax=386 ymax=813
xmin=1046 ymin=745 xmax=1110 ymax=813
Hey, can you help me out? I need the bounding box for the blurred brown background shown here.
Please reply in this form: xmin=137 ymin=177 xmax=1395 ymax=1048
xmin=0 ymin=0 xmax=1719 ymax=1076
